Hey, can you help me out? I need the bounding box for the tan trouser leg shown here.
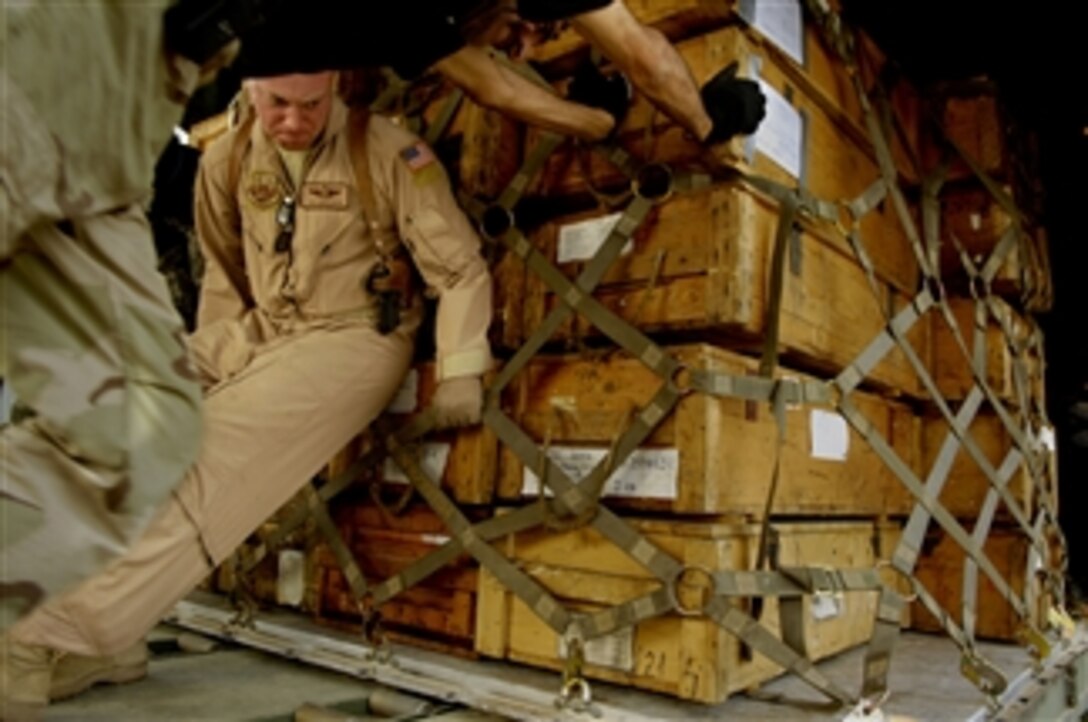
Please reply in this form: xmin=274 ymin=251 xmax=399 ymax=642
xmin=10 ymin=323 xmax=412 ymax=655
xmin=1 ymin=206 xmax=201 ymax=628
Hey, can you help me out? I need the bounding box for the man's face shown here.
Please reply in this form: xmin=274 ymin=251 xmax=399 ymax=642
xmin=248 ymin=73 xmax=334 ymax=150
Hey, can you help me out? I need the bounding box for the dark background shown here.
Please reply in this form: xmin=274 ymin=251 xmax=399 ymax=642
xmin=843 ymin=1 xmax=1088 ymax=593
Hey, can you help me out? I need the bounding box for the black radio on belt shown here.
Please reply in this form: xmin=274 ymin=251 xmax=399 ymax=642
xmin=364 ymin=256 xmax=414 ymax=335
xmin=163 ymin=0 xmax=272 ymax=65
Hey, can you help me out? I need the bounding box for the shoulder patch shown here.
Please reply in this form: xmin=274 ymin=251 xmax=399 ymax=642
xmin=399 ymin=141 xmax=443 ymax=186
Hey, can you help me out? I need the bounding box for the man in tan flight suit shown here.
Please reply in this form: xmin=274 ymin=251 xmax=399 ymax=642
xmin=0 ymin=71 xmax=492 ymax=720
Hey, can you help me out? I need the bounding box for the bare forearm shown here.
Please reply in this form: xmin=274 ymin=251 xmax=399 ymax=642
xmin=572 ymin=2 xmax=713 ymax=141
xmin=434 ymin=46 xmax=613 ymax=140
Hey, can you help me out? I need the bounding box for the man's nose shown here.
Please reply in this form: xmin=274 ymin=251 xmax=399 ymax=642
xmin=281 ymin=107 xmax=305 ymax=130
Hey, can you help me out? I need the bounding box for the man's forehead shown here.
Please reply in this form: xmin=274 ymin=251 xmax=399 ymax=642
xmin=256 ymin=73 xmax=333 ymax=101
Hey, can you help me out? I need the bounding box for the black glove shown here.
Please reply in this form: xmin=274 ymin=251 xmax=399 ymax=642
xmin=567 ymin=60 xmax=632 ymax=133
xmin=700 ymin=62 xmax=767 ymax=144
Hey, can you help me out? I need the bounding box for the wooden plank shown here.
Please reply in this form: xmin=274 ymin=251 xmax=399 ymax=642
xmin=475 ymin=518 xmax=900 ymax=704
xmin=527 ymin=24 xmax=921 ymax=296
xmin=929 ymin=295 xmax=1043 ymax=408
xmin=922 ymin=410 xmax=1036 ymax=522
xmin=911 ymin=526 xmax=1049 ymax=642
xmin=921 ymin=86 xmax=1011 ymax=183
xmin=496 ymin=343 xmax=918 ymax=516
xmin=516 ymin=182 xmax=929 ymax=396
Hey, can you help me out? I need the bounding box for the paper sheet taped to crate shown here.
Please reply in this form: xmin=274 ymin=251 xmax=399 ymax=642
xmin=746 ymin=0 xmax=803 ymax=65
xmin=557 ymin=212 xmax=633 ymax=263
xmin=809 ymin=409 xmax=849 ymax=461
xmin=558 ymin=627 xmax=635 ymax=672
xmin=522 ymin=447 xmax=680 ymax=500
xmin=755 ymin=78 xmax=804 ymax=179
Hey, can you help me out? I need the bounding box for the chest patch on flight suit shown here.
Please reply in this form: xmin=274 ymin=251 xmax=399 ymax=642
xmin=245 ymin=170 xmax=283 ymax=209
xmin=299 ymin=181 xmax=350 ymax=210
xmin=399 ymin=141 xmax=443 ymax=187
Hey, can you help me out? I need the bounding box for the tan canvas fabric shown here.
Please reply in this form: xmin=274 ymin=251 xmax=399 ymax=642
xmin=1 ymin=3 xmax=205 ymax=628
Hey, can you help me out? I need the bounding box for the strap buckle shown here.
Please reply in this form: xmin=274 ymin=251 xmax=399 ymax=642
xmin=1017 ymin=623 xmax=1052 ymax=666
xmin=1048 ymin=604 xmax=1077 ymax=641
xmin=841 ymin=691 xmax=890 ymax=721
xmin=556 ymin=635 xmax=595 ymax=713
xmin=960 ymin=649 xmax=1007 ymax=699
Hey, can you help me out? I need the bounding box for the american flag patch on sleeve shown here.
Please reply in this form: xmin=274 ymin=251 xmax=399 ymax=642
xmin=400 ymin=141 xmax=437 ymax=172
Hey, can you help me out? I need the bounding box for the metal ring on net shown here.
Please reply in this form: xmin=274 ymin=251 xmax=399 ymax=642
xmin=480 ymin=203 xmax=516 ymax=243
xmin=666 ymin=564 xmax=718 ymax=617
xmin=632 ymin=162 xmax=675 ymax=203
xmin=873 ymin=560 xmax=920 ymax=604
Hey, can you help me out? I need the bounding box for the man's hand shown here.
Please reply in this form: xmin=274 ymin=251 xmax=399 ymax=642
xmin=431 ymin=376 xmax=484 ymax=429
xmin=567 ymin=60 xmax=632 ymax=134
xmin=700 ymin=62 xmax=767 ymax=144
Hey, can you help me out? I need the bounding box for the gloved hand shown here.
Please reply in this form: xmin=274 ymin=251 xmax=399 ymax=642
xmin=431 ymin=375 xmax=484 ymax=429
xmin=567 ymin=59 xmax=632 ymax=134
xmin=700 ymin=61 xmax=767 ymax=144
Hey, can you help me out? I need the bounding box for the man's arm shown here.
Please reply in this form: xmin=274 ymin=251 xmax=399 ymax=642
xmin=193 ymin=137 xmax=252 ymax=329
xmin=373 ymin=118 xmax=494 ymax=426
xmin=434 ymin=45 xmax=614 ymax=141
xmin=568 ymin=0 xmax=714 ymax=141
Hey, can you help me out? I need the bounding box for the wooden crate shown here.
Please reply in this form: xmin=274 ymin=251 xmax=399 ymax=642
xmin=938 ymin=184 xmax=1052 ymax=306
xmin=929 ymin=295 xmax=1043 ymax=407
xmin=515 ymin=181 xmax=929 ymax=396
xmin=315 ymin=500 xmax=479 ymax=653
xmin=327 ymin=362 xmax=499 ymax=505
xmin=922 ymin=81 xmax=1040 ymax=191
xmin=922 ymin=410 xmax=1037 ymax=522
xmin=497 ymin=344 xmax=918 ymax=516
xmin=476 ymin=518 xmax=903 ymax=704
xmin=527 ymin=24 xmax=921 ymax=296
xmin=911 ymin=526 xmax=1049 ymax=642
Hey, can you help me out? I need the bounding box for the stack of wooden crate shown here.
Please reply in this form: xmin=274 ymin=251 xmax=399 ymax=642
xmin=225 ymin=0 xmax=1061 ymax=706
xmin=909 ymin=77 xmax=1057 ymax=642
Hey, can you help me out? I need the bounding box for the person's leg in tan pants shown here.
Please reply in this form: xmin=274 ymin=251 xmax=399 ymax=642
xmin=8 ymin=320 xmax=412 ymax=659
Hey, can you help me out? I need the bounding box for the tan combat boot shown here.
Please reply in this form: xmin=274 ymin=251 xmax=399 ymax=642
xmin=50 ymin=642 xmax=149 ymax=701
xmin=0 ymin=635 xmax=55 ymax=722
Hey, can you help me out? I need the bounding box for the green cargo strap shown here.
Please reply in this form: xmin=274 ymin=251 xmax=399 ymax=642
xmin=384 ymin=431 xmax=574 ymax=635
xmin=689 ymin=371 xmax=830 ymax=406
xmin=301 ymin=484 xmax=369 ymax=601
xmin=423 ymin=88 xmax=465 ymax=147
xmin=841 ymin=394 xmax=1028 ymax=620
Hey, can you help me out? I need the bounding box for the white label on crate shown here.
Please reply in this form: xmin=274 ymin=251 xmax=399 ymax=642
xmin=384 ymin=442 xmax=451 ymax=484
xmin=420 ymin=533 xmax=453 ymax=546
xmin=276 ymin=549 xmax=306 ymax=607
xmin=752 ymin=0 xmax=804 ymax=66
xmin=755 ymin=79 xmax=804 ymax=180
xmin=522 ymin=447 xmax=679 ymax=500
xmin=556 ymin=213 xmax=633 ymax=263
xmin=811 ymin=594 xmax=844 ymax=621
xmin=387 ymin=369 xmax=420 ymax=414
xmin=558 ymin=628 xmax=635 ymax=672
xmin=810 ymin=409 xmax=849 ymax=461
